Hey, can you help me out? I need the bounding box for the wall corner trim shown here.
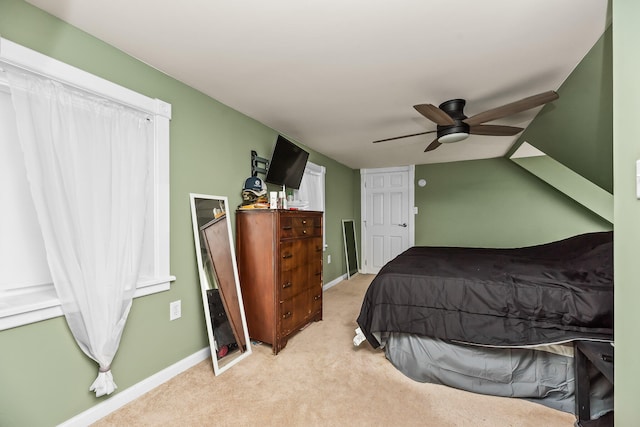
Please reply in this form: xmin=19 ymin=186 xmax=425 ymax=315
xmin=323 ymin=273 xmax=347 ymax=291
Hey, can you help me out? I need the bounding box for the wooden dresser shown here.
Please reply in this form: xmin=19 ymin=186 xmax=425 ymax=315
xmin=236 ymin=209 xmax=323 ymax=354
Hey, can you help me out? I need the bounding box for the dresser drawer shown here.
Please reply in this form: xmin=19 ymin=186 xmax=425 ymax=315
xmin=310 ymin=288 xmax=322 ymax=315
xmin=278 ymin=272 xmax=296 ymax=300
xmin=280 ymin=240 xmax=306 ymax=271
xmin=280 ymin=289 xmax=322 ymax=336
xmin=307 ymin=237 xmax=324 ymax=267
xmin=279 ymin=294 xmax=306 ymax=335
xmin=278 ymin=267 xmax=317 ymax=300
xmin=280 ymin=215 xmax=321 ymax=238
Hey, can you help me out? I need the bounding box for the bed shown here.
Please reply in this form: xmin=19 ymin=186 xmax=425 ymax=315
xmin=355 ymin=231 xmax=613 ymax=416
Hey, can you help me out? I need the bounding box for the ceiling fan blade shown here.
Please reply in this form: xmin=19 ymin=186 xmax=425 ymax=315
xmin=463 ymin=91 xmax=559 ymax=126
xmin=414 ymin=104 xmax=456 ymax=126
xmin=424 ymin=138 xmax=441 ymax=152
xmin=373 ymin=130 xmax=436 ymax=143
xmin=469 ymin=124 xmax=524 ymax=136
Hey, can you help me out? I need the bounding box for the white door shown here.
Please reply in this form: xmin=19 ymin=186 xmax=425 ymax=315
xmin=361 ymin=166 xmax=414 ymax=274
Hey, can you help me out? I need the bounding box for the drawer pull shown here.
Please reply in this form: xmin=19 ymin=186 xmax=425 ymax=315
xmin=282 ymin=311 xmax=292 ymax=319
xmin=301 ymin=220 xmax=307 ymax=225
xmin=282 ymin=226 xmax=292 ymax=230
xmin=302 ymin=229 xmax=307 ymax=235
xmin=315 ymin=271 xmax=321 ymax=276
xmin=282 ymin=253 xmax=293 ymax=259
xmin=282 ymin=281 xmax=292 ymax=289
xmin=313 ymin=294 xmax=321 ymax=301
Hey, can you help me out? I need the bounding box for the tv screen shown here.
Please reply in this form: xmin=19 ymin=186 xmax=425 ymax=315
xmin=265 ymin=135 xmax=309 ymax=189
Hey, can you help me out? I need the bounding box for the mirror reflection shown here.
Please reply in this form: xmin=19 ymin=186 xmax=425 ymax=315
xmin=189 ymin=193 xmax=251 ymax=375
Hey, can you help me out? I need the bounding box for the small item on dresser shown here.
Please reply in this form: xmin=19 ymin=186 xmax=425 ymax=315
xmin=269 ymin=191 xmax=278 ymax=209
xmin=241 ymin=176 xmax=268 ymax=207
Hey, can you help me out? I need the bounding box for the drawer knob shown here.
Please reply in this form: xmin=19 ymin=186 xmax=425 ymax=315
xmin=282 ymin=311 xmax=292 ymax=319
xmin=282 ymin=226 xmax=292 ymax=230
xmin=282 ymin=282 xmax=292 ymax=289
xmin=302 ymin=229 xmax=307 ymax=234
xmin=282 ymin=253 xmax=293 ymax=259
xmin=302 ymin=220 xmax=307 ymax=224
xmin=314 ymin=294 xmax=321 ymax=301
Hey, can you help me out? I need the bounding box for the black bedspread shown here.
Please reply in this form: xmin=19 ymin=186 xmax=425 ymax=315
xmin=357 ymin=232 xmax=613 ymax=348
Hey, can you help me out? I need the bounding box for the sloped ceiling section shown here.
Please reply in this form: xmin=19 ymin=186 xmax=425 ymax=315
xmin=511 ymin=25 xmax=613 ymax=193
xmin=24 ymin=0 xmax=610 ymax=169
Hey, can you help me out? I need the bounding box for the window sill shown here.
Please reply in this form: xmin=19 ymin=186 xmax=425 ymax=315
xmin=0 ymin=276 xmax=176 ymax=331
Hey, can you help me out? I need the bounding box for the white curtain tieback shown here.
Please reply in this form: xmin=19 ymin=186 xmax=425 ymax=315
xmin=89 ymin=369 xmax=117 ymax=397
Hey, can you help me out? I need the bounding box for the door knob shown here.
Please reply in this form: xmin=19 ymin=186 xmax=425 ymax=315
xmin=398 ymin=223 xmax=407 ymax=228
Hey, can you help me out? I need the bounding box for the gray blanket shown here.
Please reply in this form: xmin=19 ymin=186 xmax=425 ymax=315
xmin=384 ymin=333 xmax=613 ymax=417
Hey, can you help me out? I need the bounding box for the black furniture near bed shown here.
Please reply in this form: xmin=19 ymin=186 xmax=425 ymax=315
xmin=575 ymin=340 xmax=614 ymax=426
xmin=356 ymin=231 xmax=614 ymax=421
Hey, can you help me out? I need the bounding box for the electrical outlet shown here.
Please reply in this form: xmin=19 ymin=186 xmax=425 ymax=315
xmin=170 ymin=300 xmax=181 ymax=321
xmin=327 ymin=254 xmax=331 ymax=264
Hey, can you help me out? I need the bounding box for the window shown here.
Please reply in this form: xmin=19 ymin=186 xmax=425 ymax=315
xmin=0 ymin=37 xmax=174 ymax=331
xmin=294 ymin=161 xmax=326 ymax=249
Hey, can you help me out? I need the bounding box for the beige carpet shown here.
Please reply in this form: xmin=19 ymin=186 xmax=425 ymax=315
xmin=93 ymin=274 xmax=575 ymax=427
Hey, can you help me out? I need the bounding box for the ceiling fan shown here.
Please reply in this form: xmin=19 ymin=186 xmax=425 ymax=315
xmin=373 ymin=91 xmax=559 ymax=152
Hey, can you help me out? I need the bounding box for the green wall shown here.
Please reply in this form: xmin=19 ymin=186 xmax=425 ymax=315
xmin=512 ymin=26 xmax=613 ymax=193
xmin=511 ymin=154 xmax=613 ymax=222
xmin=414 ymin=158 xmax=611 ymax=248
xmin=613 ymin=0 xmax=640 ymax=423
xmin=0 ymin=1 xmax=357 ymax=425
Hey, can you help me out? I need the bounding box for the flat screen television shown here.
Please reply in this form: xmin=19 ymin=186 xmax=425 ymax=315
xmin=265 ymin=135 xmax=309 ymax=189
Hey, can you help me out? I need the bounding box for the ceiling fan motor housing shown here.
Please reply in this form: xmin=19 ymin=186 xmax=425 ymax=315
xmin=437 ymin=99 xmax=470 ymax=142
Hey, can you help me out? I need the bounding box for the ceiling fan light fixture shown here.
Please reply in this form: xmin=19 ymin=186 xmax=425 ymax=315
xmin=438 ymin=132 xmax=469 ymax=143
xmin=373 ymin=90 xmax=559 ymax=153
xmin=437 ymin=121 xmax=470 ymax=144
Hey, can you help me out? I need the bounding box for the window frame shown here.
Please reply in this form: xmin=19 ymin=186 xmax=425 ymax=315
xmin=0 ymin=37 xmax=174 ymax=331
xmin=293 ymin=161 xmax=326 ymax=249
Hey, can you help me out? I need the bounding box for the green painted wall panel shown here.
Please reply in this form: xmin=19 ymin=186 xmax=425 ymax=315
xmin=512 ymin=154 xmax=613 ymax=222
xmin=613 ymin=0 xmax=640 ymax=423
xmin=414 ymin=158 xmax=611 ymax=248
xmin=512 ymin=26 xmax=613 ymax=193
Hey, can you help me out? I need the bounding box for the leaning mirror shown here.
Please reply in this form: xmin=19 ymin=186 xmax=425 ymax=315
xmin=189 ymin=193 xmax=251 ymax=375
xmin=342 ymin=219 xmax=359 ymax=279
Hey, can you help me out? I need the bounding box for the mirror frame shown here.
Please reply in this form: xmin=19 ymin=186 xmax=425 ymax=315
xmin=189 ymin=193 xmax=252 ymax=375
xmin=342 ymin=219 xmax=359 ymax=279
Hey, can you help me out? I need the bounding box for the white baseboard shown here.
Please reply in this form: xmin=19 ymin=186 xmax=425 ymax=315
xmin=323 ymin=273 xmax=347 ymax=291
xmin=59 ymin=275 xmax=348 ymax=426
xmin=59 ymin=347 xmax=211 ymax=427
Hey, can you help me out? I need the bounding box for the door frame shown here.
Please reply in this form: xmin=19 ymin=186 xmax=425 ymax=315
xmin=360 ymin=165 xmax=415 ymax=274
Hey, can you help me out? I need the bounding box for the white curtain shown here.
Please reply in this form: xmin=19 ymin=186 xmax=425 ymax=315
xmin=7 ymin=69 xmax=151 ymax=397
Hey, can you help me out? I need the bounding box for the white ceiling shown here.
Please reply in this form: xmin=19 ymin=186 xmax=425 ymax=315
xmin=26 ymin=0 xmax=610 ymax=169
